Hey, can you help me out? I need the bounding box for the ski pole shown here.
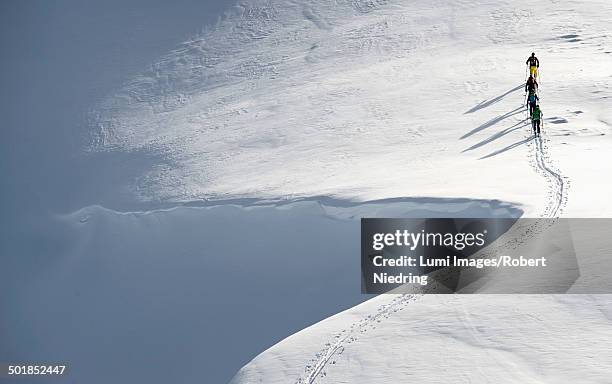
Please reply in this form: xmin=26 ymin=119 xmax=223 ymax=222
xmin=525 ymin=65 xmax=529 ymax=81
xmin=539 ymin=67 xmax=542 ymax=84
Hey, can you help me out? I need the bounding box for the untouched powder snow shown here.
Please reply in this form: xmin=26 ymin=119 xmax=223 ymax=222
xmin=80 ymin=0 xmax=612 ymax=383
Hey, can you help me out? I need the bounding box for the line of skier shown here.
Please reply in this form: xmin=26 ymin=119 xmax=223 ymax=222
xmin=525 ymin=52 xmax=543 ymax=137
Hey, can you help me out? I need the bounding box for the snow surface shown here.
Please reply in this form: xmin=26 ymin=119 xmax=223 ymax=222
xmin=232 ymin=294 xmax=612 ymax=384
xmin=70 ymin=0 xmax=605 ymax=383
xmin=3 ymin=0 xmax=612 ymax=383
xmin=90 ymin=0 xmax=612 ymax=216
xmin=87 ymin=1 xmax=612 ymax=379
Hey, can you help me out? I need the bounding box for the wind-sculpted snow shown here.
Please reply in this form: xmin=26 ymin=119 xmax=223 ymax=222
xmin=88 ymin=0 xmax=612 ymax=211
xmin=90 ymin=0 xmax=458 ymax=202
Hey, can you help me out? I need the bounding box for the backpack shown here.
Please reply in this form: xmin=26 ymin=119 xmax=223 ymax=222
xmin=532 ymin=107 xmax=541 ymax=120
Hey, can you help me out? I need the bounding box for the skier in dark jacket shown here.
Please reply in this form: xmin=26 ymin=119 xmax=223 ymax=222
xmin=525 ymin=75 xmax=538 ymax=94
xmin=527 ymin=92 xmax=539 ymax=117
xmin=526 ymin=52 xmax=540 ymax=78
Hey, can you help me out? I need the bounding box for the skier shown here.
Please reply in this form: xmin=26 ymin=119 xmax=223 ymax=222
xmin=527 ymin=92 xmax=539 ymax=117
xmin=525 ymin=75 xmax=538 ymax=94
xmin=531 ymin=103 xmax=543 ymax=137
xmin=526 ymin=52 xmax=539 ymax=78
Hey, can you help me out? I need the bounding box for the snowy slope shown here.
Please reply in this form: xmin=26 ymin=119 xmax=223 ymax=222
xmin=91 ymin=0 xmax=611 ymax=216
xmin=231 ymin=294 xmax=612 ymax=384
xmin=83 ymin=0 xmax=612 ymax=383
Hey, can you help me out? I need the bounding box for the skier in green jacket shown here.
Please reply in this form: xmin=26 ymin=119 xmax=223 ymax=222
xmin=531 ymin=104 xmax=543 ymax=137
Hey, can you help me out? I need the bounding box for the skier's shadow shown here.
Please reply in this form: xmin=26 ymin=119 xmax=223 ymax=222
xmin=463 ymin=119 xmax=530 ymax=152
xmin=464 ymin=84 xmax=524 ymax=114
xmin=461 ymin=105 xmax=525 ymax=139
xmin=479 ymin=136 xmax=533 ymax=159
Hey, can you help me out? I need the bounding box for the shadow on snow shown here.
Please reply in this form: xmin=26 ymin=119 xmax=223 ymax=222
xmin=464 ymin=84 xmax=524 ymax=114
xmin=463 ymin=119 xmax=530 ymax=152
xmin=479 ymin=136 xmax=534 ymax=159
xmin=461 ymin=105 xmax=525 ymax=139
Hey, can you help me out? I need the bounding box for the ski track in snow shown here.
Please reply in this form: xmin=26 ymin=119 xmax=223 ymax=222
xmin=297 ymin=294 xmax=420 ymax=384
xmin=295 ymin=79 xmax=568 ymax=384
xmin=530 ymin=128 xmax=568 ymax=220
